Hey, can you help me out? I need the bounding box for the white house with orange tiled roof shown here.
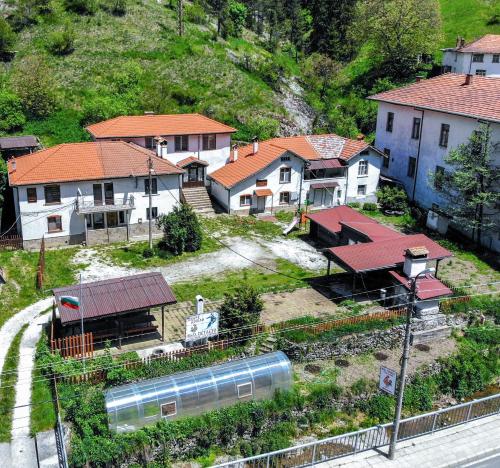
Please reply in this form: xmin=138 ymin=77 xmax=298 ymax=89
xmin=442 ymin=35 xmax=500 ymax=77
xmin=208 ymin=135 xmax=383 ymax=215
xmin=8 ymin=141 xmax=184 ymax=249
xmin=369 ymin=73 xmax=500 ymax=253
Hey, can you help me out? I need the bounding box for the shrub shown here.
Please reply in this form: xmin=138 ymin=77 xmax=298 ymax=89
xmin=63 ymin=0 xmax=97 ymax=14
xmin=465 ymin=326 xmax=500 ymax=345
xmin=359 ymin=394 xmax=394 ymax=422
xmin=404 ymin=376 xmax=435 ymax=412
xmin=156 ymin=204 xmax=202 ymax=255
xmin=100 ymin=0 xmax=127 ymax=16
xmin=142 ymin=247 xmax=154 ymax=258
xmin=45 ymin=27 xmax=75 ymax=56
xmin=376 ymin=185 xmax=408 ymax=212
xmin=308 ymin=382 xmax=342 ymax=409
xmin=0 ymin=90 xmax=26 ymax=132
xmin=348 ymin=202 xmax=360 ymax=208
xmin=362 ymin=202 xmax=377 ymax=211
xmin=185 ymin=1 xmax=207 ymax=24
xmin=219 ymin=286 xmax=263 ymax=340
xmin=80 ymin=95 xmax=130 ymax=126
xmin=0 ymin=18 xmax=15 ymax=58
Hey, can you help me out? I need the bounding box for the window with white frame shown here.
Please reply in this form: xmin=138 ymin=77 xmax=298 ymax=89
xmin=237 ymin=382 xmax=253 ymax=398
xmin=279 ymin=191 xmax=290 ymax=204
xmin=472 ymin=53 xmax=484 ymax=62
xmin=47 ymin=215 xmax=62 ymax=233
xmin=144 ymin=177 xmax=158 ymax=195
xmin=279 ymin=167 xmax=291 ymax=183
xmin=411 ymin=117 xmax=421 ymax=139
xmin=174 ymin=135 xmax=189 ymax=152
xmin=145 ymin=137 xmax=156 ymax=149
xmin=161 ymin=401 xmax=177 ymax=417
xmin=358 ymin=160 xmax=368 ymax=176
xmin=202 ymin=134 xmax=216 ymax=151
xmin=240 ymin=194 xmax=252 ymax=206
xmin=439 ymin=124 xmax=450 ymax=148
xmin=493 ymin=54 xmax=499 ymax=63
xmin=357 ymin=185 xmax=366 ymax=196
xmin=146 ymin=207 xmax=158 ymax=220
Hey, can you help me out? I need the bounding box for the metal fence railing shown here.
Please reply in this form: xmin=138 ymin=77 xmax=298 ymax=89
xmin=55 ymin=414 xmax=69 ymax=468
xmin=214 ymin=393 xmax=500 ymax=467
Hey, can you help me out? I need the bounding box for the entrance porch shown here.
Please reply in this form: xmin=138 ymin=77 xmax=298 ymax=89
xmin=178 ymin=157 xmax=209 ymax=188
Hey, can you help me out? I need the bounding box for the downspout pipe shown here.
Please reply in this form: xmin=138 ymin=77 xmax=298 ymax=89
xmin=411 ymin=109 xmax=425 ymax=202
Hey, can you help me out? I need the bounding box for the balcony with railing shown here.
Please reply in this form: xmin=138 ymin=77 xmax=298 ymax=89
xmin=75 ymin=194 xmax=135 ymax=214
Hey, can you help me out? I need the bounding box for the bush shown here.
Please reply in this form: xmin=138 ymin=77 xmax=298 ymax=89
xmin=219 ymin=286 xmax=263 ymax=340
xmin=142 ymin=248 xmax=154 ymax=258
xmin=100 ymin=0 xmax=127 ymax=16
xmin=156 ymin=204 xmax=202 ymax=255
xmin=45 ymin=27 xmax=74 ymax=56
xmin=404 ymin=376 xmax=435 ymax=412
xmin=362 ymin=202 xmax=377 ymax=211
xmin=185 ymin=1 xmax=207 ymax=24
xmin=64 ymin=0 xmax=97 ymax=14
xmin=0 ymin=18 xmax=15 ymax=58
xmin=348 ymin=202 xmax=360 ymax=208
xmin=359 ymin=394 xmax=394 ymax=422
xmin=465 ymin=325 xmax=500 ymax=346
xmin=0 ymin=90 xmax=26 ymax=132
xmin=308 ymin=382 xmax=342 ymax=409
xmin=376 ymin=186 xmax=408 ymax=212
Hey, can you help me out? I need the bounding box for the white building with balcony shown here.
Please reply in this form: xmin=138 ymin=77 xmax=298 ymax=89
xmin=207 ymin=135 xmax=383 ymax=215
xmin=441 ymin=34 xmax=500 ymax=77
xmin=8 ymin=141 xmax=183 ymax=249
xmin=369 ymin=73 xmax=500 ymax=252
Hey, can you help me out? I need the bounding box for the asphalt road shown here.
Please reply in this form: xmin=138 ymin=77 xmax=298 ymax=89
xmin=462 ymin=452 xmax=500 ymax=468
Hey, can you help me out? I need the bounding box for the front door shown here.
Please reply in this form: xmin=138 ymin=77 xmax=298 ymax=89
xmin=256 ymin=196 xmax=266 ymax=213
xmin=188 ymin=167 xmax=199 ymax=182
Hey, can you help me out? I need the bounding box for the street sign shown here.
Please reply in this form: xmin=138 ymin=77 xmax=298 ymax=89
xmin=379 ymin=366 xmax=397 ymax=395
xmin=185 ymin=311 xmax=219 ymax=342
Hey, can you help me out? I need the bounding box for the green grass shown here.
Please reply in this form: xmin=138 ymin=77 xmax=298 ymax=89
xmin=102 ymin=235 xmax=221 ymax=268
xmin=171 ymin=258 xmax=319 ymax=302
xmin=0 ymin=247 xmax=81 ymax=328
xmin=439 ymin=0 xmax=500 ymax=48
xmin=202 ymin=214 xmax=284 ymax=239
xmin=31 ymin=330 xmax=57 ymax=435
xmin=359 ymin=209 xmax=415 ymax=229
xmin=0 ymin=325 xmax=28 ymax=442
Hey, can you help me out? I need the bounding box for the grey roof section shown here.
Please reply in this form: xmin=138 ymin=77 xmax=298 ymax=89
xmin=53 ymin=272 xmax=177 ymax=325
xmin=0 ymin=136 xmax=39 ymax=150
xmin=306 ymin=135 xmax=345 ymax=159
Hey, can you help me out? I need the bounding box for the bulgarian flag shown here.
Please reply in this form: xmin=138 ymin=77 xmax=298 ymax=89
xmin=60 ymin=296 xmax=80 ymax=310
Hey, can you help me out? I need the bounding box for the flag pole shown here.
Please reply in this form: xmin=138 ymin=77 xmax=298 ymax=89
xmin=80 ymin=273 xmax=86 ymax=373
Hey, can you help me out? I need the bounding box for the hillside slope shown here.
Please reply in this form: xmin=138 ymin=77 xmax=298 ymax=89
xmin=9 ymin=1 xmax=314 ymax=146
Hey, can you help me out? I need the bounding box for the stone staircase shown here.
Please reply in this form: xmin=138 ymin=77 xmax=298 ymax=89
xmin=181 ymin=186 xmax=215 ymax=215
xmin=259 ymin=335 xmax=277 ymax=354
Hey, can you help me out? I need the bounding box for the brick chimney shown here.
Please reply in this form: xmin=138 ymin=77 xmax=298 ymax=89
xmin=465 ymin=74 xmax=473 ymax=85
xmin=403 ymin=246 xmax=429 ymax=278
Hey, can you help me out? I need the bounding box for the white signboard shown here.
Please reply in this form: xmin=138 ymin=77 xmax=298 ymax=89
xmin=185 ymin=312 xmax=219 ymax=342
xmin=379 ymin=366 xmax=397 ymax=395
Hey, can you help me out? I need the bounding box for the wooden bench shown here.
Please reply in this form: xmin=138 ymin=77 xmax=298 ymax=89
xmin=124 ymin=325 xmax=158 ymax=337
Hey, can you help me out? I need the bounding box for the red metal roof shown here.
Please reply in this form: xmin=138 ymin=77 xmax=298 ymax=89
xmin=339 ymin=220 xmax=403 ymax=242
xmin=306 ymin=206 xmax=379 ymax=235
xmin=327 ymin=234 xmax=452 ymax=273
xmin=310 ymin=181 xmax=340 ymax=190
xmin=53 ymin=273 xmax=177 ymax=325
xmin=388 ymin=270 xmax=453 ymax=300
xmin=369 ymin=74 xmax=500 ymax=123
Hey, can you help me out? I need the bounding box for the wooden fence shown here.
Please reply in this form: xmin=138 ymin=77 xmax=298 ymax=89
xmin=36 ymin=236 xmax=45 ymax=290
xmin=58 ymin=309 xmax=406 ymax=384
xmin=0 ymin=234 xmax=22 ymax=251
xmin=51 ymin=332 xmax=94 ymax=359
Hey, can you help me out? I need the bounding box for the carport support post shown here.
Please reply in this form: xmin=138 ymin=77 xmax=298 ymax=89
xmin=161 ymin=306 xmax=165 ymax=342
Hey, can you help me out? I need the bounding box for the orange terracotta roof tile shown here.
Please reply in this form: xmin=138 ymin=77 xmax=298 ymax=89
xmin=86 ymin=113 xmax=236 ymax=138
xmin=369 ymin=73 xmax=500 ymax=123
xmin=177 ymin=156 xmax=209 ymax=168
xmin=208 ymin=134 xmax=373 ymax=189
xmin=449 ymin=34 xmax=500 ymax=54
xmin=8 ymin=141 xmax=183 ymax=186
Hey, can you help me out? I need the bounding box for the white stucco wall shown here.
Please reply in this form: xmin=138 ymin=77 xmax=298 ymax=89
xmin=374 ymin=101 xmax=500 ymax=252
xmin=96 ymin=134 xmax=232 ymax=175
xmin=442 ymin=51 xmax=500 ymax=77
xmin=16 ymin=174 xmax=181 ymax=242
xmin=209 ymin=149 xmax=382 ymax=213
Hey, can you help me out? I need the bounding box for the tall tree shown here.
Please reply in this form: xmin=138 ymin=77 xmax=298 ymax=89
xmin=355 ymin=0 xmax=442 ymax=78
xmin=309 ymin=0 xmax=358 ymax=62
xmin=430 ymin=124 xmax=499 ymax=246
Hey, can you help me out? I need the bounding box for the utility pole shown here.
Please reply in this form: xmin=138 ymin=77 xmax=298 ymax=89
xmin=388 ymin=267 xmax=434 ymax=459
xmin=177 ymin=0 xmax=184 ymax=36
xmin=148 ymin=152 xmax=153 ymax=250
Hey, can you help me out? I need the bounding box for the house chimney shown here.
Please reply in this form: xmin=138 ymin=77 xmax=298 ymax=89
xmin=403 ymin=246 xmax=429 ymax=278
xmin=10 ymin=158 xmax=16 ymax=172
xmin=416 ymin=75 xmax=424 ymax=82
xmin=252 ymin=136 xmax=259 ymax=154
xmin=356 ymin=134 xmax=364 ymax=141
xmin=464 ymin=73 xmax=473 ymax=85
xmin=144 ymin=111 xmax=155 ymax=115
xmin=160 ymin=141 xmax=168 ymax=158
xmin=195 ymin=295 xmax=204 ymax=315
xmin=232 ymin=144 xmax=238 ymax=162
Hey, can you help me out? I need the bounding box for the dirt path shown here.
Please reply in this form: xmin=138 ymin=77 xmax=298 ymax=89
xmin=11 ymin=312 xmax=57 ymax=468
xmin=74 ymin=235 xmax=327 ymax=283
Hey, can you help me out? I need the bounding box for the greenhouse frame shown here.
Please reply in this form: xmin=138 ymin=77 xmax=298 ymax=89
xmin=105 ymin=351 xmax=293 ymax=433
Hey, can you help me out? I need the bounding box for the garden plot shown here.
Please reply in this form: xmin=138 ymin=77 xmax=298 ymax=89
xmin=73 ymin=235 xmax=327 ymax=284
